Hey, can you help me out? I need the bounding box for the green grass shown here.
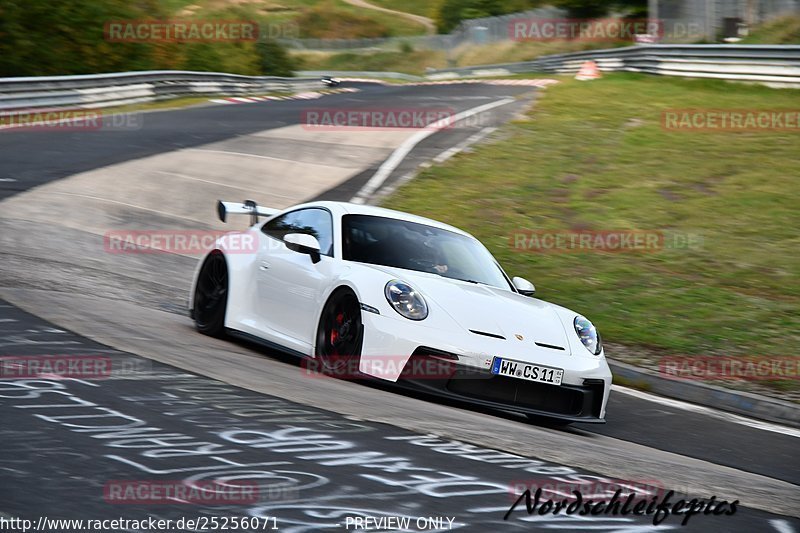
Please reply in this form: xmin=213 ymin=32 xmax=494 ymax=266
xmin=291 ymin=39 xmax=630 ymax=75
xmin=365 ymin=0 xmax=435 ymax=18
xmin=330 ymin=0 xmax=427 ymax=37
xmin=740 ymin=15 xmax=800 ymax=44
xmin=386 ymin=73 xmax=800 ymax=366
xmin=293 ymin=48 xmax=446 ymax=75
xmin=163 ymin=0 xmax=428 ymax=38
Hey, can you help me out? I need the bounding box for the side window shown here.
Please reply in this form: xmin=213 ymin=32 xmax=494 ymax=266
xmin=263 ymin=208 xmax=334 ymax=257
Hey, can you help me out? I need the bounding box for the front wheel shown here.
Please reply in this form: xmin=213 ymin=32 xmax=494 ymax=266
xmin=315 ymin=289 xmax=363 ymax=376
xmin=193 ymin=252 xmax=228 ymax=337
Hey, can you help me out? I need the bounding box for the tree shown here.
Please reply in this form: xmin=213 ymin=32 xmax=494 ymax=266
xmin=0 ymin=0 xmax=167 ymax=76
xmin=552 ymin=0 xmax=647 ymax=19
xmin=255 ymin=39 xmax=295 ymax=77
xmin=182 ymin=43 xmax=225 ymax=73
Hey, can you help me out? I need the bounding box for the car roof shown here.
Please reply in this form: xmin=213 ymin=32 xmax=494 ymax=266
xmin=290 ymin=201 xmax=474 ymax=238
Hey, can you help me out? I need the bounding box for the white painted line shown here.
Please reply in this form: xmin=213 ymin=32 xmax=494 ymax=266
xmin=35 ymin=191 xmax=207 ymax=224
xmin=186 ymin=148 xmax=345 ymax=170
xmin=186 ymin=149 xmax=301 ymax=164
xmin=368 ymin=127 xmax=498 ymax=204
xmin=351 ymin=98 xmax=514 ymax=204
xmin=612 ymin=385 xmax=800 ymax=438
xmin=432 ymin=126 xmax=497 ymax=164
xmin=0 ymin=178 xmax=17 ymax=182
xmin=771 ymin=519 xmax=797 ymax=533
xmin=154 ymin=171 xmax=297 ymax=200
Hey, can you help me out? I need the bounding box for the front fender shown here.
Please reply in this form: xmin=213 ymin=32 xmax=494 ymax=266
xmin=321 ymin=264 xmax=463 ymax=382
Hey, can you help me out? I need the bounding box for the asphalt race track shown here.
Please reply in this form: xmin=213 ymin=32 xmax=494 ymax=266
xmin=1 ymin=81 xmax=798 ymax=532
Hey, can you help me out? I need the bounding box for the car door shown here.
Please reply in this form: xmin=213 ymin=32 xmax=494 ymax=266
xmin=257 ymin=208 xmax=335 ymax=350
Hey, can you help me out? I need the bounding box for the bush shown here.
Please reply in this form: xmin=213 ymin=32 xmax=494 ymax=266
xmin=256 ymin=39 xmax=296 ymax=77
xmin=0 ymin=0 xmax=171 ymax=76
xmin=434 ymin=0 xmax=543 ymax=33
xmin=296 ymin=3 xmax=391 ymax=39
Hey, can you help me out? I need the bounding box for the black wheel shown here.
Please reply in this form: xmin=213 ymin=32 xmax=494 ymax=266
xmin=193 ymin=252 xmax=228 ymax=337
xmin=315 ymin=289 xmax=363 ymax=375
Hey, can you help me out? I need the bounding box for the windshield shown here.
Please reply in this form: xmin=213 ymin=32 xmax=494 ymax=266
xmin=342 ymin=214 xmax=511 ymax=290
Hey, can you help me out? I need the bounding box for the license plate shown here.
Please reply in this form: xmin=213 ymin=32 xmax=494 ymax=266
xmin=491 ymin=357 xmax=563 ymax=386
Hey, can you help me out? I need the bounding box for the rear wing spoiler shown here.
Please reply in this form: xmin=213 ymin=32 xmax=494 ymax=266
xmin=217 ymin=200 xmax=278 ymax=226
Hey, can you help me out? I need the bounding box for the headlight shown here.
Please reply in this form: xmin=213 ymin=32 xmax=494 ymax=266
xmin=574 ymin=315 xmax=602 ymax=355
xmin=384 ymin=280 xmax=428 ymax=321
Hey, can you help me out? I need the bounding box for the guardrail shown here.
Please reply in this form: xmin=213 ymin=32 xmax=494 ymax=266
xmin=0 ymin=71 xmax=324 ymax=111
xmin=297 ymin=70 xmax=422 ymax=81
xmin=426 ymin=44 xmax=800 ymax=88
xmin=2 ymin=45 xmax=797 ymax=113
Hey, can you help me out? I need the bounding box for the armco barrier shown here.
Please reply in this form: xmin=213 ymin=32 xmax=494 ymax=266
xmin=1 ymin=45 xmax=797 ymax=113
xmin=297 ymin=70 xmax=423 ymax=81
xmin=0 ymin=71 xmax=322 ymax=111
xmin=426 ymin=44 xmax=800 ymax=88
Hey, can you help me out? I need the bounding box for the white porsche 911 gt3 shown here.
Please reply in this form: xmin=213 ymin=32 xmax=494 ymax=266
xmin=189 ymin=199 xmax=612 ymax=424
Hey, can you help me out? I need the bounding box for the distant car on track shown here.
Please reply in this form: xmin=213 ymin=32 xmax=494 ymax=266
xmin=321 ymin=76 xmax=341 ymax=87
xmin=190 ymin=200 xmax=612 ymax=424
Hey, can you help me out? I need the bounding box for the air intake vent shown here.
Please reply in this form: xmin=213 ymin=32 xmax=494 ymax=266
xmin=469 ymin=330 xmax=506 ymax=340
xmin=535 ymin=342 xmax=565 ymax=351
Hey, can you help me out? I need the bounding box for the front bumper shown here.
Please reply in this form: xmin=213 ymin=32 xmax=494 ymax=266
xmin=359 ymin=311 xmax=611 ymax=422
xmin=396 ymin=351 xmax=607 ymax=423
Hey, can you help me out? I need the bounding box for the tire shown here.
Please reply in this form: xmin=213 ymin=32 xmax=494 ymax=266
xmin=193 ymin=251 xmax=228 ymax=337
xmin=315 ymin=288 xmax=363 ymax=376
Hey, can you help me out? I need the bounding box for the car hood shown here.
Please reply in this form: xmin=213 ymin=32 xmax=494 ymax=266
xmin=373 ymin=266 xmax=573 ymax=353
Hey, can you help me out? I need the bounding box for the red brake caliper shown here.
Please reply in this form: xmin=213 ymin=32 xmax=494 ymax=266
xmin=330 ymin=312 xmax=344 ymax=344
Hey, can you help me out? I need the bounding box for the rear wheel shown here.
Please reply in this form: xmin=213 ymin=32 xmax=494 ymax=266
xmin=315 ymin=289 xmax=363 ymax=375
xmin=193 ymin=252 xmax=228 ymax=337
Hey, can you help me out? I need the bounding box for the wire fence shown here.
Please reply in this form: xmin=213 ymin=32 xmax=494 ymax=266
xmin=279 ymin=7 xmax=565 ymax=51
xmin=653 ymin=0 xmax=799 ymax=42
xmin=281 ymin=1 xmax=799 ymax=51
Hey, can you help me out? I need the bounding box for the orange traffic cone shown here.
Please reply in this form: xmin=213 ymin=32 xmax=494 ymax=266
xmin=575 ymin=60 xmax=602 ymax=80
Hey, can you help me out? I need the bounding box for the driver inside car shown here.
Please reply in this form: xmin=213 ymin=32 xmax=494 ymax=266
xmin=420 ymin=236 xmax=449 ymax=275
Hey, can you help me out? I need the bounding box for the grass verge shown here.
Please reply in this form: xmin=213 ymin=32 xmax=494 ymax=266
xmin=294 ymin=49 xmax=446 ymax=75
xmin=385 ymin=73 xmax=800 ymax=393
xmin=740 ymin=15 xmax=800 ymax=44
xmin=292 ymin=39 xmax=629 ymax=75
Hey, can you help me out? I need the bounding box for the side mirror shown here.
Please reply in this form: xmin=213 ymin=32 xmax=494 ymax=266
xmin=512 ymin=276 xmax=535 ymax=296
xmin=283 ymin=233 xmax=321 ymax=263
